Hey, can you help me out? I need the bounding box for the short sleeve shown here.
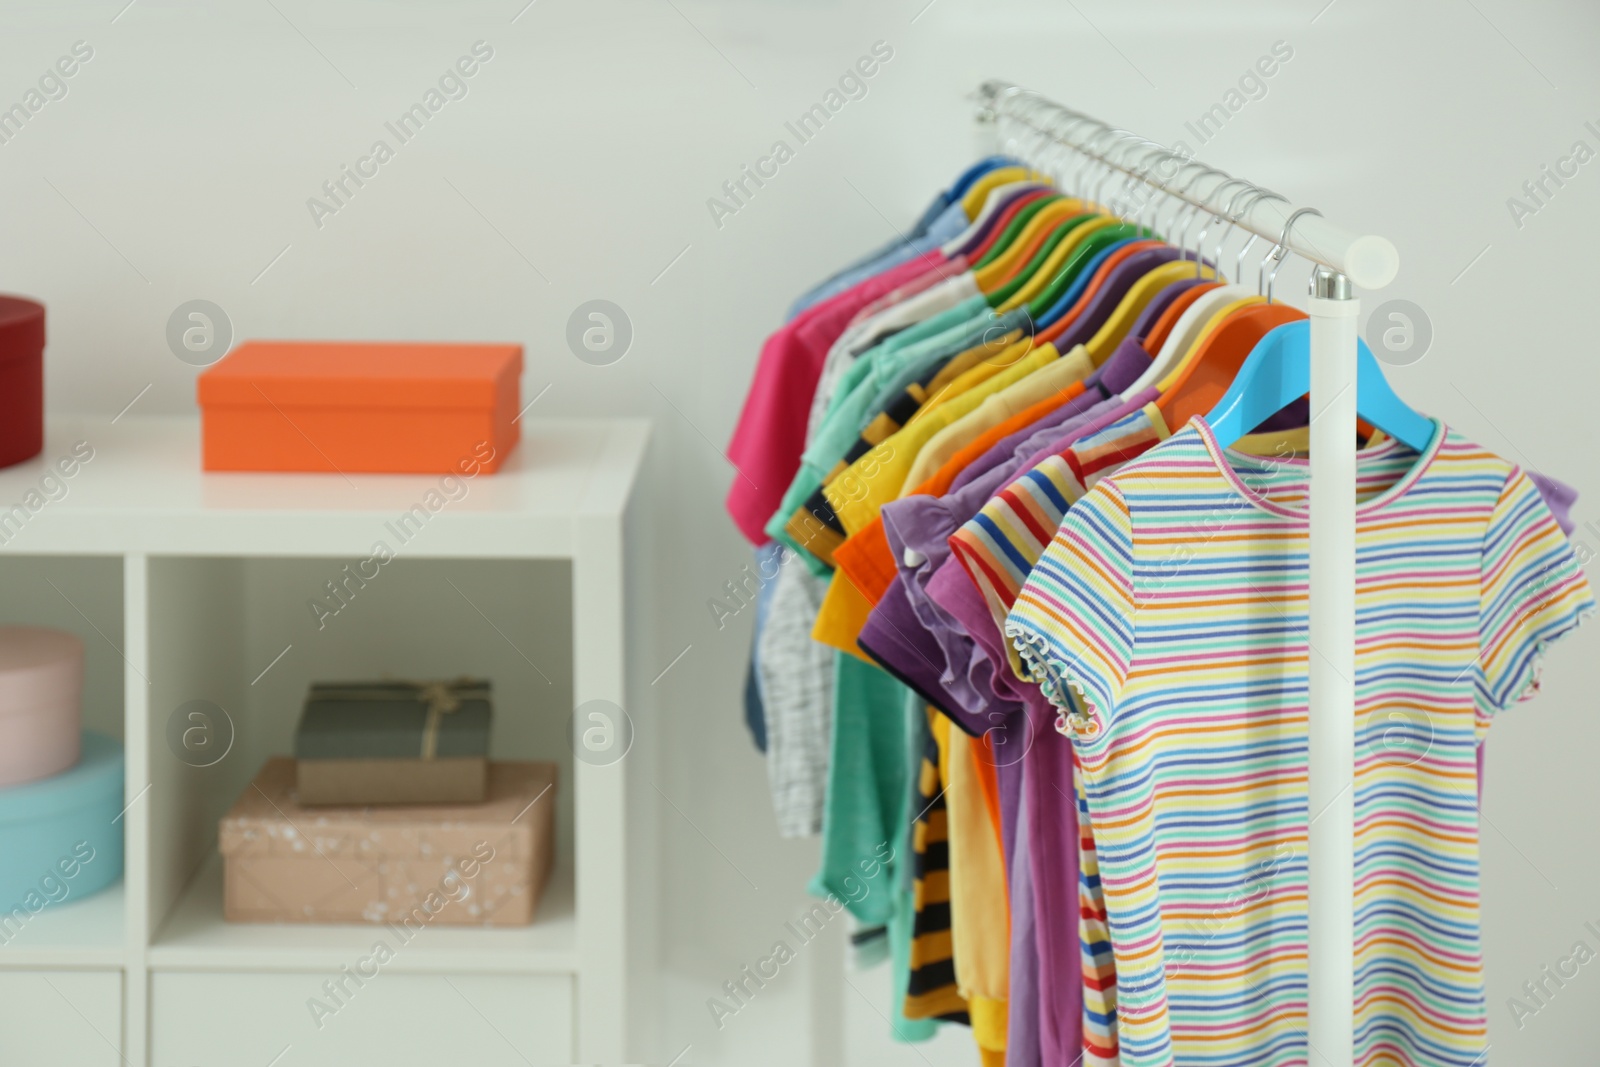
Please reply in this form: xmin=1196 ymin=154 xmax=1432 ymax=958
xmin=1004 ymin=479 xmax=1137 ymax=740
xmin=1474 ymin=467 xmax=1595 ymax=721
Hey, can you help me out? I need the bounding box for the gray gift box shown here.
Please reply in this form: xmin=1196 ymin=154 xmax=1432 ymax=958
xmin=293 ymin=678 xmax=491 ymax=805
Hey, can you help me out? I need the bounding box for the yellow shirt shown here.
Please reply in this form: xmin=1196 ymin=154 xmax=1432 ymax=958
xmin=810 ymin=569 xmax=878 ymax=661
xmin=947 ymin=726 xmax=1008 ymax=1057
xmin=812 ymin=343 xmax=1100 ymax=656
xmin=823 ymin=342 xmax=1062 ymax=536
xmin=856 ymin=329 xmax=1027 ymax=448
xmin=903 ymin=344 xmax=1094 ymax=491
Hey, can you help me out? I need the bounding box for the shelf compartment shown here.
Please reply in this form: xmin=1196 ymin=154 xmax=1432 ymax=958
xmin=0 ymin=880 xmax=124 ymax=969
xmin=150 ymin=851 xmax=575 ymax=975
xmin=152 ymin=967 xmax=570 ymax=1065
xmin=0 ymin=554 xmax=124 ymax=740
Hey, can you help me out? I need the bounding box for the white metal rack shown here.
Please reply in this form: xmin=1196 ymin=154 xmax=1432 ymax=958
xmin=977 ymin=80 xmax=1398 ymax=1066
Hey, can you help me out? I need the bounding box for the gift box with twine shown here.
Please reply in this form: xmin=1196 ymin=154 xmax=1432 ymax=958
xmin=294 ymin=678 xmax=491 ymax=806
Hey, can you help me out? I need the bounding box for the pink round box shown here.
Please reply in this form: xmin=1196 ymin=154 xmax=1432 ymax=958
xmin=0 ymin=626 xmax=83 ymax=787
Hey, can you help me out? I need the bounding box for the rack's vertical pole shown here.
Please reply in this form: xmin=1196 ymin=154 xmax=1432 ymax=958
xmin=1307 ymin=268 xmax=1357 ymax=1066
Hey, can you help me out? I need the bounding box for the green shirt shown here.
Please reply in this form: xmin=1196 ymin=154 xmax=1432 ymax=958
xmin=765 ymin=298 xmax=1012 ymax=570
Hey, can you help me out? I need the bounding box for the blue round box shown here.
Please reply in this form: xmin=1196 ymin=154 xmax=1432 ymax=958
xmin=0 ymin=730 xmax=124 ymax=915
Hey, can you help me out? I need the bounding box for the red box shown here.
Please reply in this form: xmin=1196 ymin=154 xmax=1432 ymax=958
xmin=0 ymin=296 xmax=45 ymax=471
xmin=197 ymin=341 xmax=521 ymax=474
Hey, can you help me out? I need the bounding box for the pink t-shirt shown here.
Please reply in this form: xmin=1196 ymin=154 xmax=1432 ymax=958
xmin=725 ymin=250 xmax=954 ymax=544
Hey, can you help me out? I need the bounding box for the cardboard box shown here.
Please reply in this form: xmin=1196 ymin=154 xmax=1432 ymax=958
xmin=294 ymin=679 xmax=490 ymax=806
xmin=219 ymin=757 xmax=556 ymax=926
xmin=196 ymin=340 xmax=521 ymax=473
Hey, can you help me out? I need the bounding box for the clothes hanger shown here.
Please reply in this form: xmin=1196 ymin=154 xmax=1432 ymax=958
xmin=1041 ymin=242 xmax=1180 ymax=343
xmin=989 ymin=114 xmax=1123 ymax=282
xmin=1118 ymin=178 xmax=1259 ymax=394
xmin=988 ymin=122 xmax=1145 ymax=320
xmin=981 ymin=210 xmax=1101 ymax=300
xmin=1206 ymin=319 xmax=1433 ymax=451
xmin=1128 ymin=276 xmax=1212 ymax=346
xmin=1128 ymin=144 xmax=1186 ymax=239
xmin=1147 ymin=183 xmax=1282 ymax=391
xmin=1207 ymin=209 xmax=1434 ymax=451
xmin=959 ymin=164 xmax=1049 ymax=220
xmin=943 ymin=181 xmax=1054 ymax=259
xmin=1019 ymin=222 xmax=1143 ymax=323
xmin=1112 ymin=155 xmax=1233 ymax=354
xmin=1147 ymin=157 xmax=1223 ymax=232
xmin=943 ymin=109 xmax=1085 ymax=260
xmin=942 ymin=113 xmax=1066 ymax=255
xmin=1227 ymin=189 xmax=1288 ymax=287
xmin=947 ymin=156 xmax=1020 ymax=201
xmin=972 ymin=194 xmax=1076 ymax=274
xmin=968 ymin=190 xmax=1061 ymax=267
xmin=977 ymin=174 xmax=1105 ymax=285
xmin=1084 ymin=258 xmax=1218 ymax=361
xmin=1023 ymin=140 xmax=1184 ymax=335
xmin=1035 ymin=238 xmax=1170 ymax=343
xmin=1164 ymin=170 xmax=1233 ymax=267
xmin=1140 ymin=279 xmax=1224 ymax=353
xmin=1067 ymin=142 xmax=1215 ymax=352
xmin=994 ymin=215 xmax=1122 ymax=309
xmin=1150 ymin=185 xmax=1314 ymax=424
xmin=1155 ymin=302 xmax=1303 ymax=428
xmin=1202 ymin=185 xmax=1286 ymax=280
xmin=1131 ymin=287 xmax=1257 ymax=390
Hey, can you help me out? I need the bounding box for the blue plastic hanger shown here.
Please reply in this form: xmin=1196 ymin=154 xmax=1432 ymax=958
xmin=1206 ymin=319 xmax=1435 ymax=451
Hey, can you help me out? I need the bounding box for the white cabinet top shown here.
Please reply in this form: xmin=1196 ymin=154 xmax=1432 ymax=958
xmin=0 ymin=417 xmax=650 ymax=559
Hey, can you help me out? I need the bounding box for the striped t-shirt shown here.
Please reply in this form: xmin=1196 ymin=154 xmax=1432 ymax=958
xmin=1005 ymin=419 xmax=1594 ymax=1067
xmin=945 ymin=403 xmax=1315 ymax=1066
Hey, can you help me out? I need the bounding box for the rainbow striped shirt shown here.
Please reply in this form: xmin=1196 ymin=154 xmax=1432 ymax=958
xmin=1006 ymin=419 xmax=1593 ymax=1067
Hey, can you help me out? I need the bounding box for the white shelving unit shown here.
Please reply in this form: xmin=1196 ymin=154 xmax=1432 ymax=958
xmin=0 ymin=415 xmax=656 ymax=1066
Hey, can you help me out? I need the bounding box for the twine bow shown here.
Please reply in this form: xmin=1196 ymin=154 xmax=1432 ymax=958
xmin=309 ymin=678 xmax=488 ymax=759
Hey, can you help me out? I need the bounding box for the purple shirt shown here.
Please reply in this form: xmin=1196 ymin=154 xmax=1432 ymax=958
xmin=858 ymin=347 xmax=1153 ymax=1067
xmin=1008 ymin=794 xmax=1042 ymax=1067
xmin=874 ymin=397 xmax=1122 ymax=716
xmin=860 ymin=338 xmax=1152 ymax=719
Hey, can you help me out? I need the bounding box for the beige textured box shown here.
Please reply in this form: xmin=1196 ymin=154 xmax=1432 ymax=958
xmin=219 ymin=757 xmax=556 ymax=926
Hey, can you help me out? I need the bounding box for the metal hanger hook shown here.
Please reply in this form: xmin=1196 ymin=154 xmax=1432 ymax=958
xmin=1198 ymin=181 xmax=1260 ymax=280
xmin=1172 ymin=168 xmax=1235 ymax=260
xmin=1147 ymin=159 xmax=1210 ymax=237
xmin=1187 ymin=175 xmax=1251 ymax=268
xmin=1098 ymin=131 xmax=1150 ymax=219
xmin=1263 ymin=207 xmax=1323 ymax=303
xmin=1232 ymin=190 xmax=1289 ymax=284
xmin=1210 ymin=184 xmax=1281 ymax=282
xmin=1096 ymin=132 xmax=1142 ymax=217
xmin=1125 ymin=141 xmax=1178 ymax=235
xmin=1075 ymin=125 xmax=1122 ymax=210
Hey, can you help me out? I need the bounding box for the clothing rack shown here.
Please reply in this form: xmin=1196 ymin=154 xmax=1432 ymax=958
xmin=976 ymin=80 xmax=1398 ymax=1067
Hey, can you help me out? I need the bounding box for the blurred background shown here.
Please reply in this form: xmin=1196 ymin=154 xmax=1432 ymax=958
xmin=2 ymin=0 xmax=1598 ymax=1062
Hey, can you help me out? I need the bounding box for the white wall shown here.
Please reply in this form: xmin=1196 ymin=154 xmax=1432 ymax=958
xmin=4 ymin=0 xmax=1600 ymax=1061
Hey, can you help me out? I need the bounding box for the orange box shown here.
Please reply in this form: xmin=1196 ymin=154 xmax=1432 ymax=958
xmin=197 ymin=341 xmax=521 ymax=473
